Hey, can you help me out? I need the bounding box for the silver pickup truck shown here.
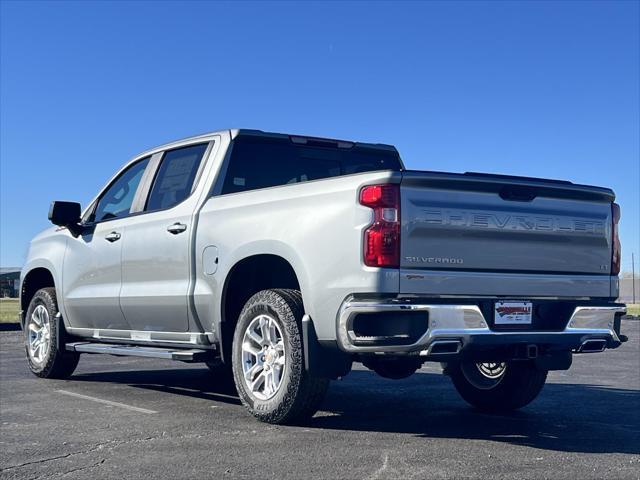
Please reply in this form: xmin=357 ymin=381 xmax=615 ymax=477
xmin=20 ymin=129 xmax=627 ymax=424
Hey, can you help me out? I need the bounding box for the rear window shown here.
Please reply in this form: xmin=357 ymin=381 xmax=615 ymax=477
xmin=221 ymin=136 xmax=402 ymax=194
xmin=146 ymin=143 xmax=208 ymax=211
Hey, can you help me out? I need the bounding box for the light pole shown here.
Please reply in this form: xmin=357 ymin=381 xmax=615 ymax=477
xmin=633 ymin=252 xmax=636 ymax=305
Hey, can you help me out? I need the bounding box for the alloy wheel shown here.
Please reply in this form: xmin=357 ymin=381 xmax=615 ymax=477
xmin=241 ymin=314 xmax=286 ymax=400
xmin=27 ymin=305 xmax=51 ymax=364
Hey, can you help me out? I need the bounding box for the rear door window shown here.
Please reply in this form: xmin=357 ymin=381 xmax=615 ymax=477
xmin=221 ymin=136 xmax=402 ymax=194
xmin=145 ymin=143 xmax=208 ymax=211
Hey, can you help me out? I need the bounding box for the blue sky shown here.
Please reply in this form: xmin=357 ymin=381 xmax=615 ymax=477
xmin=1 ymin=1 xmax=638 ymax=271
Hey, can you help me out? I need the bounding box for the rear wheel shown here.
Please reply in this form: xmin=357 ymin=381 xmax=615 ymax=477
xmin=231 ymin=289 xmax=329 ymax=424
xmin=448 ymin=360 xmax=547 ymax=412
xmin=25 ymin=288 xmax=79 ymax=379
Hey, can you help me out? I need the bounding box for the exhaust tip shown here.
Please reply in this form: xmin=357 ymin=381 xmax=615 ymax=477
xmin=426 ymin=340 xmax=462 ymax=355
xmin=578 ymin=339 xmax=607 ymax=353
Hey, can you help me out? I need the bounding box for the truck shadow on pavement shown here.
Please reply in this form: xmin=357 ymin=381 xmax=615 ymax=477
xmin=71 ymin=367 xmax=639 ymax=455
xmin=73 ymin=368 xmax=242 ymax=406
xmin=316 ymin=370 xmax=640 ymax=455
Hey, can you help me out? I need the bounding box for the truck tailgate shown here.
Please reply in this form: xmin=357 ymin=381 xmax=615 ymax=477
xmin=400 ymin=171 xmax=614 ymax=295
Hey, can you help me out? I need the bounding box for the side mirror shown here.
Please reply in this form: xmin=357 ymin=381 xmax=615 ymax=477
xmin=48 ymin=201 xmax=82 ymax=237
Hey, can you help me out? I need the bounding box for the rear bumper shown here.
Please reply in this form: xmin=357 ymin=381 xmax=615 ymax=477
xmin=336 ymin=298 xmax=626 ymax=355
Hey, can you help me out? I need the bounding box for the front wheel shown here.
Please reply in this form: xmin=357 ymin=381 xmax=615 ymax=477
xmin=25 ymin=288 xmax=80 ymax=379
xmin=231 ymin=289 xmax=329 ymax=424
xmin=448 ymin=360 xmax=547 ymax=412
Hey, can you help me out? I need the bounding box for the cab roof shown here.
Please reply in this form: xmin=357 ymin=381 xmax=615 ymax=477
xmin=144 ymin=128 xmax=399 ymax=158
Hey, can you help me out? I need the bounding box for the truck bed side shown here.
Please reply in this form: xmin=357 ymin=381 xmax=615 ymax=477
xmin=193 ymin=170 xmax=401 ymax=342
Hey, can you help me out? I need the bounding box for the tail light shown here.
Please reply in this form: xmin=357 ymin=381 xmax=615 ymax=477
xmin=360 ymin=184 xmax=400 ymax=268
xmin=611 ymin=202 xmax=621 ymax=275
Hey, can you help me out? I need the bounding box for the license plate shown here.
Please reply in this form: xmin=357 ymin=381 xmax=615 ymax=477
xmin=494 ymin=301 xmax=532 ymax=325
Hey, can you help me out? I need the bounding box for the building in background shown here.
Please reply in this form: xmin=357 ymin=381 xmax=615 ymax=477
xmin=0 ymin=268 xmax=21 ymax=298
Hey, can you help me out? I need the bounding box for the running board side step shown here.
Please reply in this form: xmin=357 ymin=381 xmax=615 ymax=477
xmin=65 ymin=342 xmax=213 ymax=362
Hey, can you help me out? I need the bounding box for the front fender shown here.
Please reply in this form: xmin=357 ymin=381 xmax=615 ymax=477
xmin=20 ymin=228 xmax=69 ymax=325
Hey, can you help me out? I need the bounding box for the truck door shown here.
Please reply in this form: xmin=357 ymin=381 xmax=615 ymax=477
xmin=63 ymin=157 xmax=151 ymax=330
xmin=119 ymin=143 xmax=211 ymax=332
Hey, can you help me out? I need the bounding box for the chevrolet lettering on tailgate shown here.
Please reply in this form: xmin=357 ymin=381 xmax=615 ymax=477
xmin=421 ymin=210 xmax=606 ymax=234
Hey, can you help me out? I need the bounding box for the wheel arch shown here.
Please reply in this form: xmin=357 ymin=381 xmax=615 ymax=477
xmin=20 ymin=266 xmax=57 ymax=327
xmin=219 ymin=254 xmax=302 ymax=362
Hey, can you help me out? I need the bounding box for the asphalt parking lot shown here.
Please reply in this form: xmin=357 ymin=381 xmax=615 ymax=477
xmin=1 ymin=322 xmax=639 ymax=480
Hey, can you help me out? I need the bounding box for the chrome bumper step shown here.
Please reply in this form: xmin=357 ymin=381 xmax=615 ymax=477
xmin=337 ymin=299 xmax=626 ymax=354
xmin=65 ymin=342 xmax=212 ymax=362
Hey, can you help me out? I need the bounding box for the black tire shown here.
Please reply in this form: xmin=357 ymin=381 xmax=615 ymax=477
xmin=231 ymin=289 xmax=329 ymax=424
xmin=24 ymin=288 xmax=79 ymax=379
xmin=448 ymin=360 xmax=547 ymax=412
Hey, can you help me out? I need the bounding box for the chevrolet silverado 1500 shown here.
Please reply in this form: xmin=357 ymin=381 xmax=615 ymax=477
xmin=20 ymin=129 xmax=627 ymax=423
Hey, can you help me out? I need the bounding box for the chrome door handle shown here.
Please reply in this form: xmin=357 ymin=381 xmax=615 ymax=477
xmin=167 ymin=222 xmax=187 ymax=234
xmin=105 ymin=231 xmax=121 ymax=242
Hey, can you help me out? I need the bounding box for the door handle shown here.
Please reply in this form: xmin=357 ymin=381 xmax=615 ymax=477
xmin=105 ymin=231 xmax=121 ymax=242
xmin=167 ymin=222 xmax=187 ymax=234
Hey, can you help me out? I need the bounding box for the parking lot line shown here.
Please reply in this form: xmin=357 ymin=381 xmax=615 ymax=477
xmin=56 ymin=389 xmax=157 ymax=414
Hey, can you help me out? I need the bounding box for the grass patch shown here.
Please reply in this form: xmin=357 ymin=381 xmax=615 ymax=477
xmin=626 ymin=304 xmax=640 ymax=317
xmin=0 ymin=298 xmax=20 ymax=323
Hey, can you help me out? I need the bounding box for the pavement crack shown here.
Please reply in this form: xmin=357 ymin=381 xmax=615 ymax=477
xmin=0 ymin=436 xmax=153 ymax=473
xmin=1 ymin=444 xmax=104 ymax=473
xmin=28 ymin=458 xmax=107 ymax=480
xmin=1 ymin=453 xmax=76 ymax=472
xmin=56 ymin=458 xmax=106 ymax=478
